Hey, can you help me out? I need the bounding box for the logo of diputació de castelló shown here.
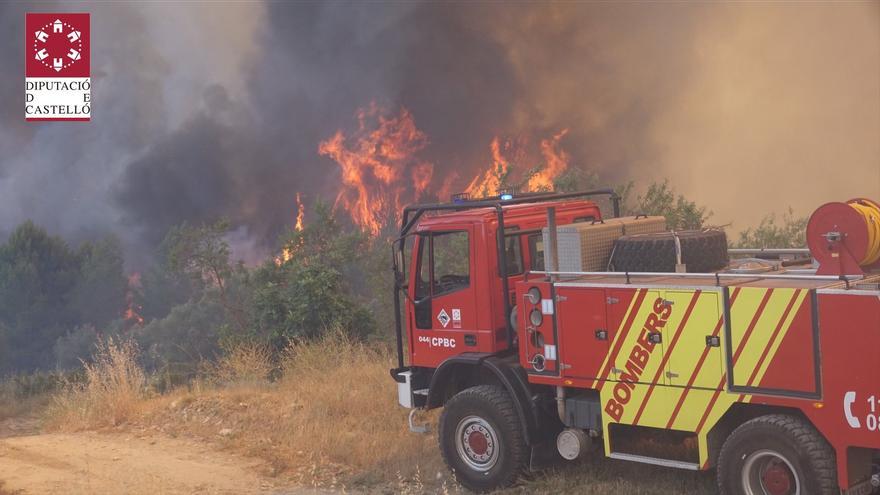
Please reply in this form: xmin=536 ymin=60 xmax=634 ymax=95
xmin=25 ymin=13 xmax=90 ymax=121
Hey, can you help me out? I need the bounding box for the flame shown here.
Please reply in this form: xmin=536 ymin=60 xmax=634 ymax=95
xmin=294 ymin=192 xmax=305 ymax=232
xmin=319 ymin=103 xmax=433 ymax=236
xmin=528 ymin=129 xmax=570 ymax=191
xmin=124 ymin=272 xmax=144 ymax=325
xmin=275 ymin=193 xmax=305 ymax=265
xmin=465 ymin=137 xmax=512 ymax=197
xmin=464 ymin=131 xmax=570 ymax=198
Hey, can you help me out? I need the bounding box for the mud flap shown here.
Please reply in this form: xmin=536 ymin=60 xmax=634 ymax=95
xmin=529 ymin=442 xmax=563 ymax=471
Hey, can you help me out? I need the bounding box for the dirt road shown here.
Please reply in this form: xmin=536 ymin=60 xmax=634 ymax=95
xmin=0 ymin=432 xmax=323 ymax=495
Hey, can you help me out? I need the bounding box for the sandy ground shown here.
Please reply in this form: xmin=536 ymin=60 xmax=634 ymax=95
xmin=0 ymin=430 xmax=332 ymax=495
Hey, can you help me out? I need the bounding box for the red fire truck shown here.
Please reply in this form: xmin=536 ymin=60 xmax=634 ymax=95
xmin=390 ymin=189 xmax=880 ymax=494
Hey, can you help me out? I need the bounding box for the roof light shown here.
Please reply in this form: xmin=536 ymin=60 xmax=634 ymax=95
xmin=500 ymin=193 xmax=514 ymax=201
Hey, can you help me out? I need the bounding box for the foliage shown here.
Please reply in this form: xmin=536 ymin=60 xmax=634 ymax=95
xmin=53 ymin=325 xmax=100 ymax=371
xmin=733 ymin=207 xmax=808 ymax=248
xmin=133 ymin=294 xmax=226 ymax=373
xmin=619 ymin=180 xmax=710 ymax=230
xmin=0 ymin=222 xmax=127 ymax=372
xmin=1 ymin=370 xmax=73 ymax=399
xmin=247 ymin=203 xmax=376 ymax=344
xmin=552 ymin=168 xmax=600 ymax=193
xmin=69 ymin=237 xmax=128 ymax=329
xmin=137 ymin=233 xmax=198 ymax=322
xmin=165 ymin=219 xmax=247 ymax=331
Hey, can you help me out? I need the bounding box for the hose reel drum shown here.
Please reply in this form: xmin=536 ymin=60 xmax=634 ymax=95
xmin=807 ymin=198 xmax=880 ymax=276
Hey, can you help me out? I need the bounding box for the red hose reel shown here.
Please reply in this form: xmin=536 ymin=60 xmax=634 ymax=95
xmin=807 ymin=198 xmax=880 ymax=276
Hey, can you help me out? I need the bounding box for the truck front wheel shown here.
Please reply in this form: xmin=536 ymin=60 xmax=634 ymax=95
xmin=439 ymin=385 xmax=527 ymax=492
xmin=717 ymin=414 xmax=838 ymax=495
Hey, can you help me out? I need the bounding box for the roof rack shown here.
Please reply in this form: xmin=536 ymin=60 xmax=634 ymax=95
xmin=531 ymin=270 xmax=863 ymax=286
xmin=398 ymin=188 xmax=620 ymax=237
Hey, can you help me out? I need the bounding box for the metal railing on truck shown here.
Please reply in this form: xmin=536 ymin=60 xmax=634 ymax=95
xmin=530 ymin=270 xmax=863 ymax=286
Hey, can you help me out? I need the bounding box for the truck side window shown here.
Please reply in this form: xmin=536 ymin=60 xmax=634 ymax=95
xmin=432 ymin=231 xmax=470 ymax=295
xmin=414 ymin=235 xmax=429 ymax=300
xmin=528 ymin=233 xmax=545 ymax=271
xmin=505 ymin=235 xmax=523 ymax=275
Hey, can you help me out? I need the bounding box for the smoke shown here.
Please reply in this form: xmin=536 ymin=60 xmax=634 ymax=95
xmin=0 ymin=2 xmax=876 ymax=264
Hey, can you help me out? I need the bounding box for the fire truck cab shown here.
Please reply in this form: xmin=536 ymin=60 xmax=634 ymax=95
xmin=391 ymin=190 xmax=880 ymax=495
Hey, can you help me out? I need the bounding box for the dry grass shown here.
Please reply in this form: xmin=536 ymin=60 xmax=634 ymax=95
xmin=204 ymin=340 xmax=274 ymax=386
xmin=44 ymin=332 xmax=716 ymax=493
xmin=135 ymin=332 xmax=444 ymax=490
xmin=46 ymin=337 xmax=146 ymax=430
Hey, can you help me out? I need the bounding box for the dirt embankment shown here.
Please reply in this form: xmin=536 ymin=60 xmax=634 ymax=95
xmin=0 ymin=431 xmax=330 ymax=495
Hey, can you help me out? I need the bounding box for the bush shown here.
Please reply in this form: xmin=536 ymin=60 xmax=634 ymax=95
xmin=53 ymin=325 xmax=99 ymax=371
xmin=133 ymin=295 xmax=225 ymax=373
xmin=734 ymin=208 xmax=807 ymax=248
xmin=48 ymin=337 xmax=146 ymax=429
xmin=205 ymin=340 xmax=274 ymax=386
xmin=246 ymin=203 xmax=376 ymax=344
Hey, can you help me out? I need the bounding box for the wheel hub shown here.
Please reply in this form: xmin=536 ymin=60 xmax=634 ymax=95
xmin=741 ymin=449 xmax=800 ymax=495
xmin=761 ymin=461 xmax=794 ymax=495
xmin=454 ymin=416 xmax=499 ymax=472
xmin=467 ymin=430 xmax=489 ymax=456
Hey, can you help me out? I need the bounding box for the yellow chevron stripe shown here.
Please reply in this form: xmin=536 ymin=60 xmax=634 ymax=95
xmin=746 ymin=289 xmax=808 ymax=387
xmin=595 ymin=289 xmax=645 ymax=389
xmin=598 ymin=287 xmax=808 ymax=468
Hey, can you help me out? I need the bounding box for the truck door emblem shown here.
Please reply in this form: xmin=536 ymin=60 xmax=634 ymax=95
xmin=844 ymin=391 xmax=861 ymax=429
xmin=451 ymin=308 xmax=461 ymax=328
xmin=437 ymin=309 xmax=450 ymax=328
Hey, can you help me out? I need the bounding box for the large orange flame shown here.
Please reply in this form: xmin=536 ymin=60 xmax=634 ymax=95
xmin=528 ymin=129 xmax=570 ymax=191
xmin=465 ymin=130 xmax=570 ymax=198
xmin=319 ymin=103 xmax=433 ymax=236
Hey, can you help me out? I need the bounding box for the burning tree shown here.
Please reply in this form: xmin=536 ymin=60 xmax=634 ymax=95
xmin=319 ymin=103 xmax=434 ymax=237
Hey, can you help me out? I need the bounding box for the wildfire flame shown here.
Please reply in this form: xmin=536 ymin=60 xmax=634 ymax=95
xmin=124 ymin=272 xmax=144 ymax=325
xmin=294 ymin=192 xmax=305 ymax=232
xmin=319 ymin=103 xmax=433 ymax=236
xmin=317 ymin=103 xmax=571 ymax=237
xmin=528 ymin=129 xmax=570 ymax=191
xmin=466 ymin=130 xmax=570 ymax=197
xmin=276 ymin=193 xmax=305 ymax=265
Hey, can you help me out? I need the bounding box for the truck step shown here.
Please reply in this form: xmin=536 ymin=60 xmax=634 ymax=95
xmin=608 ymin=452 xmax=700 ymax=471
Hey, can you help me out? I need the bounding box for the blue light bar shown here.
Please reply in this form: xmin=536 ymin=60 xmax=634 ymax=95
xmin=500 ymin=193 xmax=514 ymax=201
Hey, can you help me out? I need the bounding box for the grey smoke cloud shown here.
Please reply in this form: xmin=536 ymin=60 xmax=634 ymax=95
xmin=0 ymin=2 xmax=877 ymax=266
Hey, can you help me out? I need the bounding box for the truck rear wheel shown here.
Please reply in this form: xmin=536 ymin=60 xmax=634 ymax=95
xmin=439 ymin=385 xmax=527 ymax=492
xmin=717 ymin=414 xmax=837 ymax=495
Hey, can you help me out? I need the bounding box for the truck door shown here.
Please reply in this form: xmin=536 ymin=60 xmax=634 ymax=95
xmin=408 ymin=227 xmax=479 ymax=367
xmin=605 ymin=288 xmax=667 ymax=386
xmin=556 ymin=287 xmax=609 ymax=380
xmin=663 ymin=290 xmax=722 ymax=390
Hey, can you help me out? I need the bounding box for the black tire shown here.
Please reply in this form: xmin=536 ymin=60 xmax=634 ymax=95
xmin=610 ymin=229 xmax=729 ymax=273
xmin=439 ymin=385 xmax=528 ymax=492
xmin=717 ymin=414 xmax=838 ymax=495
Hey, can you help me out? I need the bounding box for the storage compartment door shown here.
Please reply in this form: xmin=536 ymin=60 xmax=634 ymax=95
xmin=557 ymin=287 xmax=608 ymax=380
